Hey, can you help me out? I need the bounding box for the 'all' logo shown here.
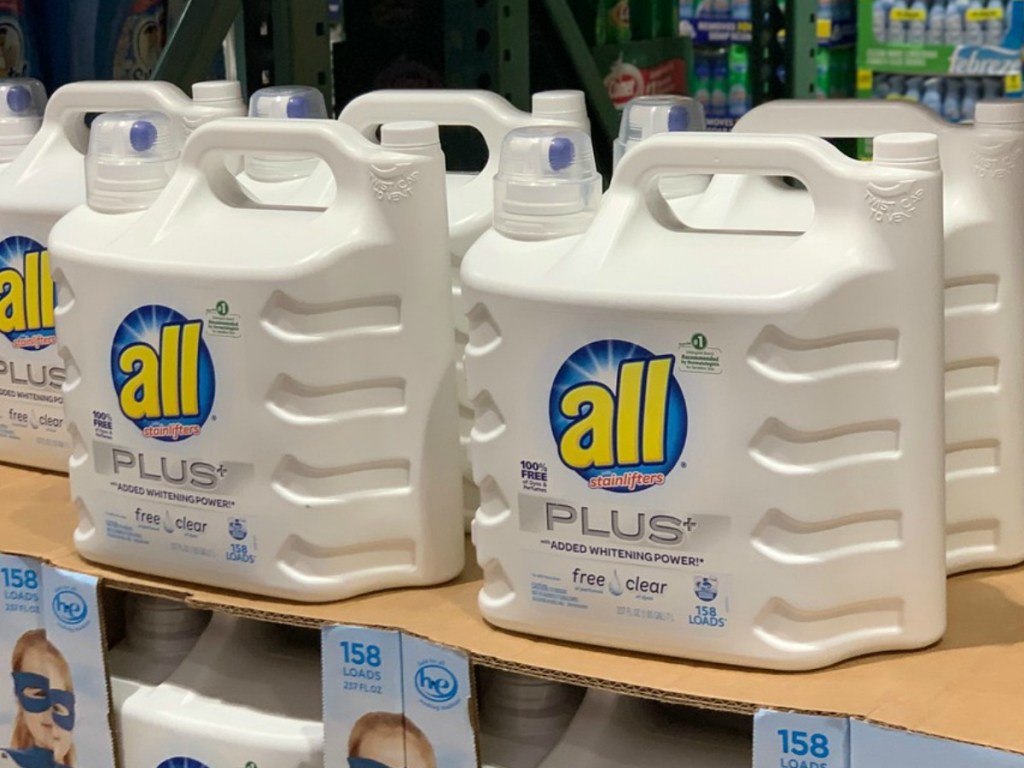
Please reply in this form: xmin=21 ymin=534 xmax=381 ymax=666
xmin=549 ymin=340 xmax=687 ymax=492
xmin=0 ymin=236 xmax=56 ymax=351
xmin=111 ymin=305 xmax=215 ymax=442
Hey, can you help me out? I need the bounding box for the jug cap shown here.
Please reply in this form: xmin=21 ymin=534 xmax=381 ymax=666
xmin=614 ymin=95 xmax=706 ymax=168
xmin=246 ymin=85 xmax=329 ymax=182
xmin=495 ymin=126 xmax=600 ymax=239
xmin=975 ymin=100 xmax=1024 ymax=126
xmin=532 ymin=90 xmax=588 ymax=126
xmin=86 ymin=110 xmax=183 ymax=213
xmin=380 ymin=120 xmax=440 ymax=150
xmin=872 ymin=132 xmax=940 ymax=170
xmin=191 ymin=79 xmax=244 ymax=106
xmin=0 ymin=78 xmax=45 ymax=160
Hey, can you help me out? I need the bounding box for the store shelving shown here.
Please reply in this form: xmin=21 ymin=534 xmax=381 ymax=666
xmin=4 ymin=462 xmax=1024 ymax=757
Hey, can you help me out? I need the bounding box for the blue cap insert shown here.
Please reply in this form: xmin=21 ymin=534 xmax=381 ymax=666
xmin=129 ymin=119 xmax=158 ymax=152
xmin=548 ymin=136 xmax=575 ymax=171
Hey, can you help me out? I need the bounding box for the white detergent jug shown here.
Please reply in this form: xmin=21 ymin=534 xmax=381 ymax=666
xmin=237 ymin=85 xmax=334 ymax=205
xmin=478 ymin=669 xmax=584 ymax=768
xmin=0 ymin=79 xmax=244 ymax=473
xmin=535 ymin=690 xmax=751 ymax=768
xmin=340 ymin=89 xmax=590 ymax=525
xmin=52 ymin=115 xmax=464 ymax=602
xmin=702 ymin=99 xmax=1024 ymax=574
xmin=119 ymin=613 xmax=323 ymax=768
xmin=0 ymin=79 xmax=46 ymax=173
xmin=107 ymin=594 xmax=210 ymax=728
xmin=463 ymin=127 xmax=947 ymax=670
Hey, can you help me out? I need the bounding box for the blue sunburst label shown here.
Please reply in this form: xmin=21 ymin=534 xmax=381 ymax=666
xmin=0 ymin=234 xmax=68 ymax=457
xmin=550 ymin=339 xmax=687 ymax=493
xmin=512 ymin=333 xmax=733 ymax=637
xmin=0 ymin=236 xmax=55 ymax=352
xmin=111 ymin=305 xmax=215 ymax=442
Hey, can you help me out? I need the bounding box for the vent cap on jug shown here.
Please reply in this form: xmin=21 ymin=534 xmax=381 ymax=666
xmin=380 ymin=120 xmax=440 ymax=151
xmin=191 ymin=79 xmax=244 ymax=107
xmin=246 ymin=85 xmax=330 ymax=182
xmin=872 ymin=132 xmax=941 ymax=170
xmin=974 ymin=100 xmax=1024 ymax=126
xmin=532 ymin=90 xmax=589 ymax=128
xmin=613 ymin=95 xmax=706 ymax=168
xmin=495 ymin=126 xmax=600 ymax=240
xmin=0 ymin=78 xmax=45 ymax=160
xmin=86 ymin=111 xmax=183 ymax=213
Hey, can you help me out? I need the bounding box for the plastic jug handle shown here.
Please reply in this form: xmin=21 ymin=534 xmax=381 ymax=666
xmin=734 ymin=99 xmax=949 ymax=139
xmin=178 ymin=117 xmax=402 ymax=206
xmin=340 ymin=90 xmax=528 ymax=155
xmin=44 ymin=81 xmax=237 ymax=152
xmin=609 ymin=132 xmax=860 ymax=215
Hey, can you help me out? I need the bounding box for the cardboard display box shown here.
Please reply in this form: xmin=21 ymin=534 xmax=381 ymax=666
xmin=4 ymin=463 xmax=1024 ymax=759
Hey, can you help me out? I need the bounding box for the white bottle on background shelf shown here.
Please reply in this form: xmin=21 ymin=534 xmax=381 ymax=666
xmin=965 ymin=0 xmax=986 ymax=44
xmin=908 ymin=0 xmax=929 ymax=41
xmin=927 ymin=0 xmax=947 ymax=41
xmin=984 ymin=0 xmax=1005 ymax=44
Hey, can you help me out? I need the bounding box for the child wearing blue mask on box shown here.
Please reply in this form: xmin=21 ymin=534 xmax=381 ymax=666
xmin=348 ymin=712 xmax=436 ymax=768
xmin=1 ymin=630 xmax=76 ymax=768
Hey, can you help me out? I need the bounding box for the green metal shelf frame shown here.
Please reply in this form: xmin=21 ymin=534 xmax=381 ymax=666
xmin=153 ymin=0 xmax=331 ymax=104
xmin=786 ymin=0 xmax=820 ymax=98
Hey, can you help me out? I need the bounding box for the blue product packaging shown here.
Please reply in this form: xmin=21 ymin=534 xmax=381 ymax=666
xmin=96 ymin=0 xmax=167 ymax=81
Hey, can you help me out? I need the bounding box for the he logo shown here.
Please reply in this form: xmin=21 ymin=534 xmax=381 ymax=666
xmin=51 ymin=588 xmax=88 ymax=627
xmin=414 ymin=664 xmax=459 ymax=704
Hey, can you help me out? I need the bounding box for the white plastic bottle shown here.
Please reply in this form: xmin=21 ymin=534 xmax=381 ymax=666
xmin=107 ymin=594 xmax=210 ymax=725
xmin=887 ymin=0 xmax=909 ymax=41
xmin=535 ymin=690 xmax=751 ymax=768
xmin=927 ymin=0 xmax=946 ymax=41
xmin=119 ymin=613 xmax=323 ymax=767
xmin=983 ymin=76 xmax=1003 ymax=98
xmin=463 ymin=127 xmax=947 ymax=670
xmin=984 ymin=0 xmax=1006 ymax=43
xmin=340 ymin=89 xmax=590 ymax=527
xmin=236 ymin=85 xmax=334 ymax=206
xmin=0 ymin=79 xmax=244 ymax=473
xmin=908 ymin=0 xmax=929 ymax=41
xmin=923 ymin=77 xmax=944 ymax=113
xmin=961 ymin=78 xmax=979 ymax=120
xmin=478 ymin=669 xmax=584 ymax=768
xmin=945 ymin=0 xmax=965 ymax=43
xmin=944 ymin=78 xmax=962 ymax=121
xmin=873 ymin=0 xmax=891 ymax=40
xmin=965 ymin=0 xmax=985 ymax=43
xmin=51 ymin=116 xmax=464 ymax=601
xmin=710 ymin=99 xmax=1024 ymax=574
xmin=0 ymin=78 xmax=45 ymax=172
xmin=905 ymin=75 xmax=924 ymax=101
